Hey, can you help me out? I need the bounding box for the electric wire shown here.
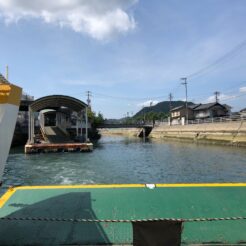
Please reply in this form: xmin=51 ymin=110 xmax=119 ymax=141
xmin=55 ymin=39 xmax=246 ymax=109
xmin=187 ymin=39 xmax=246 ymax=79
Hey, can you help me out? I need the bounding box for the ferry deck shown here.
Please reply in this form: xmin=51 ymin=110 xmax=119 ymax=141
xmin=0 ymin=183 xmax=246 ymax=245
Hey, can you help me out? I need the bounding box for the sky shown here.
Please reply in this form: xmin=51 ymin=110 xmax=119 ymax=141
xmin=0 ymin=0 xmax=246 ymax=118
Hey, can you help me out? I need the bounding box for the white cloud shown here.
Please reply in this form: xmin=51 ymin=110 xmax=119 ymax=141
xmin=204 ymin=86 xmax=246 ymax=104
xmin=137 ymin=100 xmax=159 ymax=107
xmin=239 ymin=86 xmax=246 ymax=93
xmin=204 ymin=93 xmax=237 ymax=103
xmin=219 ymin=94 xmax=238 ymax=101
xmin=204 ymin=95 xmax=215 ymax=103
xmin=0 ymin=0 xmax=137 ymax=40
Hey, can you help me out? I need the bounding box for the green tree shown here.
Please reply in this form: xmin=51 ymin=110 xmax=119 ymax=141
xmin=87 ymin=108 xmax=96 ymax=122
xmin=94 ymin=112 xmax=104 ymax=126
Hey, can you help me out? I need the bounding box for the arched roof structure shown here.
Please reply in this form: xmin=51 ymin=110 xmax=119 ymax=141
xmin=29 ymin=95 xmax=87 ymax=112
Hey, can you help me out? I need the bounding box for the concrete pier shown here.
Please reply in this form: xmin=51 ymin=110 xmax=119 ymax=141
xmin=151 ymin=121 xmax=246 ymax=146
xmin=25 ymin=142 xmax=93 ymax=154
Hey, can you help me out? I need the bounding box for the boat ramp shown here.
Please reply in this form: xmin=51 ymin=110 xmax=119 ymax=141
xmin=24 ymin=95 xmax=93 ymax=154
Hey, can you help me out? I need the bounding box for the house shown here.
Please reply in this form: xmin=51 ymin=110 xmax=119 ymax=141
xmin=240 ymin=108 xmax=246 ymax=116
xmin=170 ymin=104 xmax=199 ymax=124
xmin=170 ymin=102 xmax=230 ymax=124
xmin=193 ymin=102 xmax=229 ymax=119
xmin=223 ymin=104 xmax=232 ymax=115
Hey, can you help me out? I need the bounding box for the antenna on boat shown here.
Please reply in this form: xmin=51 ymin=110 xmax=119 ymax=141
xmin=6 ymin=65 xmax=9 ymax=80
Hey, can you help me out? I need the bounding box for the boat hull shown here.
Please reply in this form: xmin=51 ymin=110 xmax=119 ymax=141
xmin=0 ymin=83 xmax=22 ymax=182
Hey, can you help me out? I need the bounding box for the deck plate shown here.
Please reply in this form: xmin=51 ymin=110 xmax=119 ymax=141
xmin=0 ymin=184 xmax=246 ymax=245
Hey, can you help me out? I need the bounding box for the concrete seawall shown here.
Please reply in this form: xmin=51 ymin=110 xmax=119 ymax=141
xmin=99 ymin=128 xmax=140 ymax=137
xmin=151 ymin=121 xmax=246 ymax=147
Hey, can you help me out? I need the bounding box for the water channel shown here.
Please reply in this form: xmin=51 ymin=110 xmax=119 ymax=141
xmin=2 ymin=136 xmax=246 ymax=190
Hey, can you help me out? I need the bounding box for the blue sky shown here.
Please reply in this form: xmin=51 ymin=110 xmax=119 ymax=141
xmin=0 ymin=0 xmax=246 ymax=118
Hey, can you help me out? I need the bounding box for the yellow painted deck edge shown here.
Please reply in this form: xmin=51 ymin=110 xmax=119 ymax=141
xmin=16 ymin=184 xmax=146 ymax=190
xmin=156 ymin=183 xmax=246 ymax=187
xmin=14 ymin=183 xmax=246 ymax=190
xmin=1 ymin=183 xmax=246 ymax=208
xmin=0 ymin=188 xmax=16 ymax=208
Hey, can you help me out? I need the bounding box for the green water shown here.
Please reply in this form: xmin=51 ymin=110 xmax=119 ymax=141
xmin=3 ymin=136 xmax=246 ymax=189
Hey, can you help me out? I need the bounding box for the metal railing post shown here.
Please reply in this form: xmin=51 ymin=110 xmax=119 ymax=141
xmin=85 ymin=107 xmax=88 ymax=141
xmin=28 ymin=107 xmax=31 ymax=143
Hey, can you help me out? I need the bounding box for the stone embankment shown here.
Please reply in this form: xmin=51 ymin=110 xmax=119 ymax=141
xmin=99 ymin=128 xmax=140 ymax=137
xmin=151 ymin=121 xmax=246 ymax=147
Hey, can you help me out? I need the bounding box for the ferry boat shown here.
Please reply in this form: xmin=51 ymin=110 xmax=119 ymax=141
xmin=0 ymin=74 xmax=22 ymax=185
xmin=0 ymin=76 xmax=246 ymax=245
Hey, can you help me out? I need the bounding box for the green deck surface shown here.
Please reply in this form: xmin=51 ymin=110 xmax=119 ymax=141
xmin=0 ymin=185 xmax=246 ymax=245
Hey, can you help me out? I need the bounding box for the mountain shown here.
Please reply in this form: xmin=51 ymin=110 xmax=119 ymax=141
xmin=134 ymin=101 xmax=193 ymax=117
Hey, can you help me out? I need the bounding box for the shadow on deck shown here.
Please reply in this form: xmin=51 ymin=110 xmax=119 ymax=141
xmin=0 ymin=192 xmax=111 ymax=245
xmin=43 ymin=126 xmax=73 ymax=143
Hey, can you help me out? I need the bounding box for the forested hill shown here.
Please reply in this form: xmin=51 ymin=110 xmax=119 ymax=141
xmin=134 ymin=101 xmax=193 ymax=117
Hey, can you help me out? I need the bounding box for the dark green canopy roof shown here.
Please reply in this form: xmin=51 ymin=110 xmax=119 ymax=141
xmin=30 ymin=95 xmax=87 ymax=112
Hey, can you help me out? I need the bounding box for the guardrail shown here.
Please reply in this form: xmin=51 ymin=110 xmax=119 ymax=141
xmin=101 ymin=116 xmax=246 ymax=127
xmin=188 ymin=115 xmax=246 ymax=125
xmin=97 ymin=123 xmax=145 ymax=128
xmin=155 ymin=115 xmax=246 ymax=126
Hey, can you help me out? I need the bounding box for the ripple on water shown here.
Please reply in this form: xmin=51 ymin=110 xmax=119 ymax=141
xmin=2 ymin=136 xmax=246 ymax=187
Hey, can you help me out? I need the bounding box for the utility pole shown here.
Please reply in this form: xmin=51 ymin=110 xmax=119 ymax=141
xmin=168 ymin=93 xmax=173 ymax=113
xmin=85 ymin=91 xmax=91 ymax=141
xmin=142 ymin=106 xmax=145 ymax=124
xmin=181 ymin=77 xmax=188 ymax=124
xmin=86 ymin=91 xmax=92 ymax=109
xmin=214 ymin=91 xmax=220 ymax=103
xmin=149 ymin=101 xmax=153 ymax=126
xmin=168 ymin=93 xmax=173 ymax=126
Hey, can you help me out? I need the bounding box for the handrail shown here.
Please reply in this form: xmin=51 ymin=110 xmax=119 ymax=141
xmin=40 ymin=126 xmax=49 ymax=143
xmin=188 ymin=115 xmax=246 ymax=125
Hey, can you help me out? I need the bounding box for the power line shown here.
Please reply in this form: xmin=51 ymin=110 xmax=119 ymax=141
xmin=186 ymin=82 xmax=246 ymax=102
xmin=69 ymin=84 xmax=245 ymax=107
xmin=92 ymin=92 xmax=167 ymax=101
xmin=219 ymin=92 xmax=246 ymax=102
xmin=221 ymin=81 xmax=246 ymax=91
xmin=56 ymin=79 xmax=245 ymax=109
xmin=63 ymin=79 xmax=245 ymax=102
xmin=187 ymin=39 xmax=246 ymax=80
xmin=50 ymin=38 xmax=246 ymax=109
